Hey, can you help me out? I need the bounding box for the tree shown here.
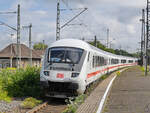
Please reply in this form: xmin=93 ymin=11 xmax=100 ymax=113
xmin=88 ymin=41 xmax=115 ymax=54
xmin=88 ymin=41 xmax=138 ymax=57
xmin=33 ymin=43 xmax=48 ymax=50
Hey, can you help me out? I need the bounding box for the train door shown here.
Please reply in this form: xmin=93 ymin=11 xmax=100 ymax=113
xmin=86 ymin=52 xmax=94 ymax=84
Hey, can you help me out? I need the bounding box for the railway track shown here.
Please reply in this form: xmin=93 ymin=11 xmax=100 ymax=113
xmin=26 ymin=70 xmax=125 ymax=113
xmin=26 ymin=98 xmax=67 ymax=113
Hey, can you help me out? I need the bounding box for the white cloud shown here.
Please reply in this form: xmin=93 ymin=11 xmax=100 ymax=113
xmin=127 ymin=25 xmax=136 ymax=34
xmin=0 ymin=0 xmax=146 ymax=53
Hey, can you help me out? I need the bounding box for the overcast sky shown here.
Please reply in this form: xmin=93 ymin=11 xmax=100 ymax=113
xmin=0 ymin=0 xmax=146 ymax=53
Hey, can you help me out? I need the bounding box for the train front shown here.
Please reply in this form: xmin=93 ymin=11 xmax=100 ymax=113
xmin=40 ymin=39 xmax=87 ymax=98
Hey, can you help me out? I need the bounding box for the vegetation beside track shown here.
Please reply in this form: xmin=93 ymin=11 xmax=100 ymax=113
xmin=21 ymin=97 xmax=42 ymax=109
xmin=62 ymin=73 xmax=111 ymax=113
xmin=138 ymin=66 xmax=150 ymax=75
xmin=0 ymin=66 xmax=41 ymax=102
xmin=62 ymin=94 xmax=87 ymax=113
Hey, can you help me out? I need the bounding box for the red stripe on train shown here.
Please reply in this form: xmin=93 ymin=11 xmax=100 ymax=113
xmin=87 ymin=63 xmax=136 ymax=78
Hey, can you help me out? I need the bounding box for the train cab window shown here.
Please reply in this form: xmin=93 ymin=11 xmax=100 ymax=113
xmin=48 ymin=47 xmax=83 ymax=64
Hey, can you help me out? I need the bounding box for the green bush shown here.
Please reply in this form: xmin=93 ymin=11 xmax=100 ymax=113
xmin=0 ymin=66 xmax=41 ymax=99
xmin=6 ymin=66 xmax=41 ymax=97
xmin=0 ymin=89 xmax=12 ymax=102
xmin=0 ymin=68 xmax=13 ymax=102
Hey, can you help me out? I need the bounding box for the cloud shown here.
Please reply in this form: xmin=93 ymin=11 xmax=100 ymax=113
xmin=0 ymin=0 xmax=146 ymax=53
xmin=127 ymin=25 xmax=136 ymax=34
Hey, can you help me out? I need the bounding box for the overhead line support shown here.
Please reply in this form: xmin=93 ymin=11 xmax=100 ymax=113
xmin=60 ymin=8 xmax=87 ymax=29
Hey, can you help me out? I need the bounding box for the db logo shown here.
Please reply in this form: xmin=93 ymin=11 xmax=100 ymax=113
xmin=57 ymin=73 xmax=64 ymax=78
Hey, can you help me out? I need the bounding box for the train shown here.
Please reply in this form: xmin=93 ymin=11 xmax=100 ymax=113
xmin=40 ymin=39 xmax=138 ymax=98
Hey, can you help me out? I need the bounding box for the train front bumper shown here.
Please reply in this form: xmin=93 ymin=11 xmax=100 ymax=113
xmin=40 ymin=80 xmax=80 ymax=98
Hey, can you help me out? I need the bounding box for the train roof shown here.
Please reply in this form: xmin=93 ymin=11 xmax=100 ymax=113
xmin=50 ymin=39 xmax=91 ymax=50
xmin=49 ymin=39 xmax=137 ymax=60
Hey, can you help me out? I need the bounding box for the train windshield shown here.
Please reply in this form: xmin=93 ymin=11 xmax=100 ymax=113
xmin=48 ymin=47 xmax=84 ymax=64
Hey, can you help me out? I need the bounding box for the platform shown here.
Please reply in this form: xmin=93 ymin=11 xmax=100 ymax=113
xmin=77 ymin=66 xmax=150 ymax=113
xmin=76 ymin=69 xmax=117 ymax=113
xmin=103 ymin=66 xmax=150 ymax=113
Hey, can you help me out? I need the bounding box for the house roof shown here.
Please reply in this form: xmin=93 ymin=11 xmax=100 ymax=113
xmin=0 ymin=43 xmax=45 ymax=59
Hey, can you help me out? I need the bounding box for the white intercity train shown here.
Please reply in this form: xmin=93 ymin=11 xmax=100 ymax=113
xmin=40 ymin=39 xmax=138 ymax=98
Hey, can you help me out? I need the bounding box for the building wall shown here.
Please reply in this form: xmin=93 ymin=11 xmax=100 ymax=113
xmin=19 ymin=59 xmax=42 ymax=68
xmin=0 ymin=59 xmax=10 ymax=68
xmin=0 ymin=58 xmax=42 ymax=68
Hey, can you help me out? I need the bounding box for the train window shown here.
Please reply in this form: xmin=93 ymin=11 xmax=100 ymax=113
xmin=128 ymin=60 xmax=133 ymax=63
xmin=93 ymin=56 xmax=94 ymax=68
xmin=96 ymin=56 xmax=98 ymax=67
xmin=87 ymin=52 xmax=90 ymax=62
xmin=95 ymin=56 xmax=97 ymax=67
xmin=100 ymin=57 xmax=105 ymax=66
xmin=121 ymin=59 xmax=126 ymax=63
xmin=111 ymin=59 xmax=119 ymax=64
xmin=98 ymin=56 xmax=100 ymax=66
xmin=92 ymin=56 xmax=106 ymax=67
xmin=48 ymin=47 xmax=83 ymax=64
xmin=104 ymin=58 xmax=107 ymax=65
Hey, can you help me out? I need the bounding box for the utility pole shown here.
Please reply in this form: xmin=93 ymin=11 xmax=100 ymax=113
xmin=145 ymin=0 xmax=150 ymax=75
xmin=140 ymin=9 xmax=146 ymax=66
xmin=22 ymin=23 xmax=32 ymax=66
xmin=94 ymin=35 xmax=97 ymax=47
xmin=0 ymin=8 xmax=17 ymax=67
xmin=56 ymin=0 xmax=60 ymax=41
xmin=10 ymin=34 xmax=14 ymax=68
xmin=43 ymin=40 xmax=45 ymax=44
xmin=17 ymin=4 xmax=21 ymax=68
xmin=107 ymin=28 xmax=109 ymax=48
xmin=82 ymin=37 xmax=85 ymax=41
xmin=29 ymin=24 xmax=32 ymax=66
xmin=56 ymin=0 xmax=87 ymax=41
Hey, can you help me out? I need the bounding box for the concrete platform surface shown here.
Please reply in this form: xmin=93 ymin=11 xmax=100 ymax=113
xmin=76 ymin=71 xmax=117 ymax=113
xmin=103 ymin=66 xmax=150 ymax=113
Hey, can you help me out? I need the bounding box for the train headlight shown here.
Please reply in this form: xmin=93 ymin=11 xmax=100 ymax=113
xmin=44 ymin=71 xmax=49 ymax=76
xmin=71 ymin=73 xmax=80 ymax=78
